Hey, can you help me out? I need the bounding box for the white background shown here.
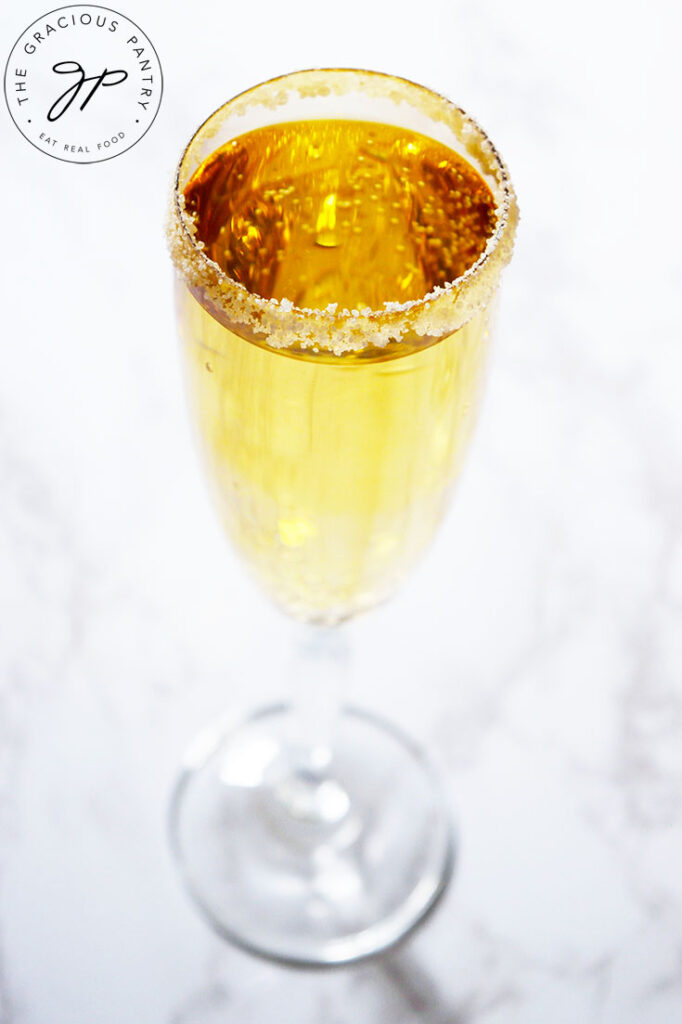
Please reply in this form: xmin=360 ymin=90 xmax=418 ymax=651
xmin=1 ymin=1 xmax=681 ymax=1022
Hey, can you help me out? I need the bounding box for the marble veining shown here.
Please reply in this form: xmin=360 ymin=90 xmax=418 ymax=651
xmin=0 ymin=0 xmax=680 ymax=1020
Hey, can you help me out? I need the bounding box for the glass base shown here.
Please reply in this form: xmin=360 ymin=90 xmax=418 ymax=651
xmin=169 ymin=704 xmax=455 ymax=966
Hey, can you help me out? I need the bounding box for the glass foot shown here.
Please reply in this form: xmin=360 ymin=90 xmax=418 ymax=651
xmin=169 ymin=704 xmax=455 ymax=965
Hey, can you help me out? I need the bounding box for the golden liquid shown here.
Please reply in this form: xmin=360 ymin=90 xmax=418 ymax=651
xmin=177 ymin=119 xmax=497 ymax=622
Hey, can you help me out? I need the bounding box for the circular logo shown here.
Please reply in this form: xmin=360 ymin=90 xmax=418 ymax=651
xmin=3 ymin=4 xmax=162 ymax=163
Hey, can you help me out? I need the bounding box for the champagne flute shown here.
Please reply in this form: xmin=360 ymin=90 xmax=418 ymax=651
xmin=167 ymin=68 xmax=517 ymax=965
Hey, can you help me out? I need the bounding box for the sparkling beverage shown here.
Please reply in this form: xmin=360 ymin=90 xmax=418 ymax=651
xmin=175 ymin=118 xmax=498 ymax=622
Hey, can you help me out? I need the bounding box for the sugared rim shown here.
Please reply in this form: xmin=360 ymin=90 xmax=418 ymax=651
xmin=167 ymin=68 xmax=519 ymax=355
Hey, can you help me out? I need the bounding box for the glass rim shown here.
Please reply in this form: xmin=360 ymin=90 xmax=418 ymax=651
xmin=168 ymin=67 xmax=519 ymax=355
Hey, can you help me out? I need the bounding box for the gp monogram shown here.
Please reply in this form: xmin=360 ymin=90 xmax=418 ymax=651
xmin=3 ymin=5 xmax=162 ymax=163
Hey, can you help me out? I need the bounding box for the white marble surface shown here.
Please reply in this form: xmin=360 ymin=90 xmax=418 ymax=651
xmin=1 ymin=0 xmax=681 ymax=1020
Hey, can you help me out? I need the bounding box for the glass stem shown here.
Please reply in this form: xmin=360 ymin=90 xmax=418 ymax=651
xmin=275 ymin=623 xmax=350 ymax=826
